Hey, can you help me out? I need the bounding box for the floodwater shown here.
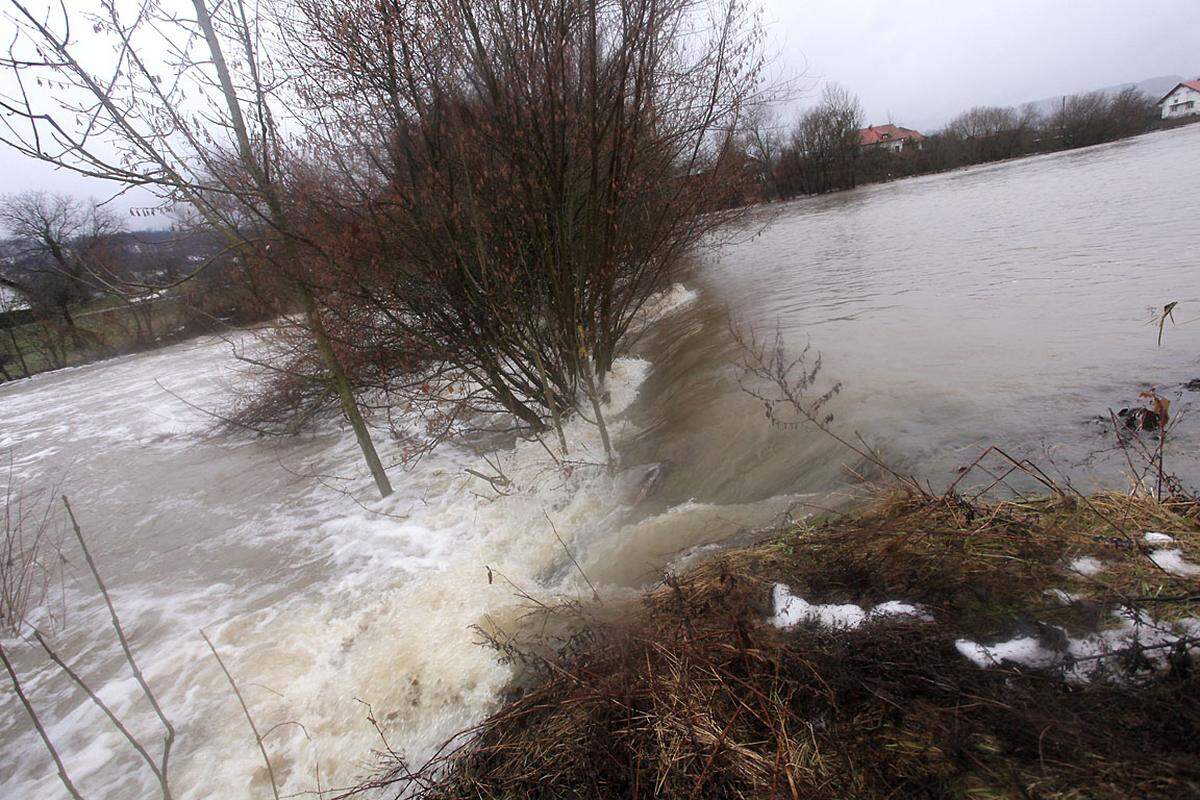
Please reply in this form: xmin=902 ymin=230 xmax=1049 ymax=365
xmin=2 ymin=124 xmax=1199 ymax=798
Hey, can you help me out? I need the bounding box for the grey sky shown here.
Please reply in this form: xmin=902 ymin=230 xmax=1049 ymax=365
xmin=763 ymin=0 xmax=1198 ymax=130
xmin=1 ymin=0 xmax=1197 ymax=227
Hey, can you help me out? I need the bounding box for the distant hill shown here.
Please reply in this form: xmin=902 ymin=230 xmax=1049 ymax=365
xmin=1025 ymin=74 xmax=1187 ymax=118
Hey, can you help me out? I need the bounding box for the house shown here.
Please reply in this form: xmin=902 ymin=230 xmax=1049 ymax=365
xmin=0 ymin=284 xmax=33 ymax=330
xmin=1157 ymin=80 xmax=1200 ymax=119
xmin=858 ymin=124 xmax=925 ymax=153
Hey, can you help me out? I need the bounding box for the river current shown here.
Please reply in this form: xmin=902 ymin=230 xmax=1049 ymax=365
xmin=2 ymin=124 xmax=1198 ymax=798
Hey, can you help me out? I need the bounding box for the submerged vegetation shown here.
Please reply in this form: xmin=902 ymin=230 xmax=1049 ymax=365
xmin=375 ymin=487 xmax=1200 ymax=799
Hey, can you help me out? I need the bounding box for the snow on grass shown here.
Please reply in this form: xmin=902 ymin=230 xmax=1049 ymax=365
xmin=1149 ymin=549 xmax=1200 ymax=577
xmin=956 ymin=636 xmax=1059 ymax=670
xmin=1144 ymin=531 xmax=1175 ymax=545
xmin=1068 ymin=556 xmax=1104 ymax=576
xmin=1045 ymin=588 xmax=1079 ymax=605
xmin=957 ymin=609 xmax=1200 ymax=683
xmin=770 ymin=584 xmax=930 ymax=630
xmin=871 ymin=600 xmax=935 ymax=621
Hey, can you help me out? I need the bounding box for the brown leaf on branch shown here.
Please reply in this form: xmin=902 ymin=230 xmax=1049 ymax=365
xmin=1138 ymin=389 xmax=1169 ymax=429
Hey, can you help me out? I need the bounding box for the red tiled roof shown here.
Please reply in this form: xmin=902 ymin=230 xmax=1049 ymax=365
xmin=857 ymin=124 xmax=925 ymax=146
xmin=1156 ymin=80 xmax=1200 ymax=105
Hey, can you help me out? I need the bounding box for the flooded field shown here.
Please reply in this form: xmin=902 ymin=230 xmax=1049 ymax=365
xmin=2 ymin=124 xmax=1198 ymax=798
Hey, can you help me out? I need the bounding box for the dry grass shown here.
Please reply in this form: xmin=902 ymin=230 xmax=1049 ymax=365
xmin=359 ymin=489 xmax=1200 ymax=800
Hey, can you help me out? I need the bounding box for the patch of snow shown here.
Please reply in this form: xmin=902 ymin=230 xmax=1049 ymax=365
xmin=956 ymin=636 xmax=1059 ymax=669
xmin=957 ymin=609 xmax=1200 ymax=683
xmin=1149 ymin=549 xmax=1200 ymax=576
xmin=871 ymin=600 xmax=935 ymax=622
xmin=772 ymin=584 xmax=866 ymax=629
xmin=1144 ymin=531 xmax=1175 ymax=545
xmin=771 ymin=584 xmax=930 ymax=630
xmin=1068 ymin=556 xmax=1104 ymax=576
xmin=1045 ymin=588 xmax=1079 ymax=605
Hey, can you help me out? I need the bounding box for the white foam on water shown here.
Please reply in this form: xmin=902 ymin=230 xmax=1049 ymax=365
xmin=1 ymin=292 xmax=710 ymax=798
xmin=646 ymin=283 xmax=699 ymax=316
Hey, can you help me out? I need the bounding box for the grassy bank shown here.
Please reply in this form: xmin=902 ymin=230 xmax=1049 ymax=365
xmin=380 ymin=488 xmax=1200 ymax=799
xmin=0 ymin=291 xmax=261 ymax=382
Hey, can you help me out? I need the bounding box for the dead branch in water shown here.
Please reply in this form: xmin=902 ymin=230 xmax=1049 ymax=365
xmin=201 ymin=629 xmax=281 ymax=800
xmin=0 ymin=639 xmax=85 ymax=799
xmin=0 ymin=498 xmax=178 ymax=799
xmin=62 ymin=496 xmax=176 ymax=798
xmin=34 ymin=630 xmax=167 ymax=788
xmin=1 ymin=457 xmax=66 ymax=635
xmin=729 ymin=320 xmax=926 ymax=495
xmin=545 ymin=512 xmax=601 ymax=604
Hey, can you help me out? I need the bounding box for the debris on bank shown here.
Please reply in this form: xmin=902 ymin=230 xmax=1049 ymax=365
xmin=369 ymin=490 xmax=1200 ymax=800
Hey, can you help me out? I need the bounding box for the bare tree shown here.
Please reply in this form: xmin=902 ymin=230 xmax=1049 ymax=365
xmin=741 ymin=105 xmax=785 ymax=199
xmin=271 ymin=0 xmax=769 ymax=457
xmin=776 ymin=83 xmax=862 ymax=196
xmin=2 ymin=0 xmax=768 ymax=479
xmin=1049 ymin=90 xmax=1113 ymax=149
xmin=0 ymin=192 xmax=121 ymax=337
xmin=1107 ymin=87 xmax=1155 ymax=138
xmin=941 ymin=105 xmax=1044 ymax=163
xmin=0 ymin=0 xmax=394 ymax=496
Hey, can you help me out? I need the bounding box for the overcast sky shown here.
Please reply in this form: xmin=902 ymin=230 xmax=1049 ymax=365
xmin=1 ymin=0 xmax=1196 ymax=227
xmin=762 ymin=0 xmax=1198 ymax=130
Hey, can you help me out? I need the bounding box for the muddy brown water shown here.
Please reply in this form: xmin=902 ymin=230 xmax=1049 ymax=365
xmin=2 ymin=124 xmax=1198 ymax=798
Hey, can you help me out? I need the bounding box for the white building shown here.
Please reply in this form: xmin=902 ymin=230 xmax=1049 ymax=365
xmin=0 ymin=284 xmax=30 ymax=311
xmin=1157 ymin=80 xmax=1200 ymax=120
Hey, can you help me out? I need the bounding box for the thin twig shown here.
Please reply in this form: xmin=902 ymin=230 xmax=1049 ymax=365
xmin=0 ymin=639 xmax=85 ymax=799
xmin=62 ymin=495 xmax=175 ymax=798
xmin=545 ymin=512 xmax=601 ymax=603
xmin=201 ymin=628 xmax=281 ymax=800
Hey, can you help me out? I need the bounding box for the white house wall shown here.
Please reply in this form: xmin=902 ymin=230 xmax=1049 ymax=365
xmin=1161 ymin=86 xmax=1200 ymax=119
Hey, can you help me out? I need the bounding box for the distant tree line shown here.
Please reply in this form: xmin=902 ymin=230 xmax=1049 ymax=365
xmin=0 ymin=191 xmax=270 ymax=380
xmin=742 ymin=85 xmax=1169 ymax=201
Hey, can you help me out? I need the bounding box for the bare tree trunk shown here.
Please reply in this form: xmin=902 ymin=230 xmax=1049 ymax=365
xmin=533 ymin=348 xmax=569 ymax=456
xmin=193 ymin=0 xmax=392 ymax=498
xmin=300 ymin=286 xmax=393 ymax=497
xmin=5 ymin=328 xmax=29 ymax=377
xmin=577 ymin=340 xmax=612 ymax=468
